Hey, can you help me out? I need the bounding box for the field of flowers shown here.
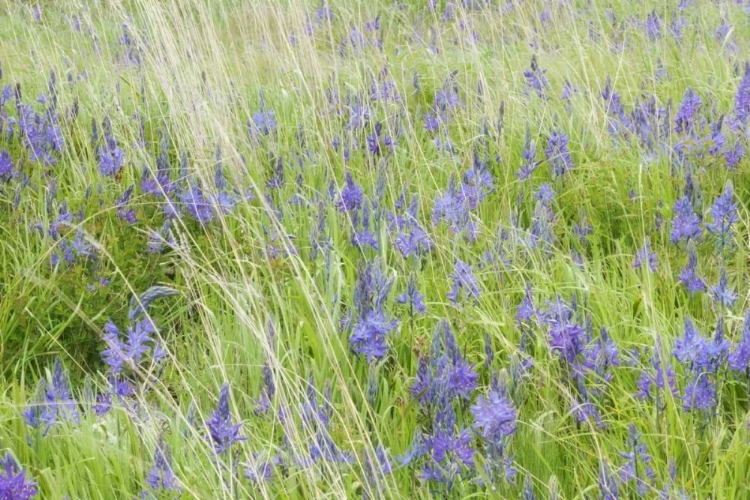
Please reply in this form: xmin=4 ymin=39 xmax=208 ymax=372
xmin=3 ymin=0 xmax=750 ymax=498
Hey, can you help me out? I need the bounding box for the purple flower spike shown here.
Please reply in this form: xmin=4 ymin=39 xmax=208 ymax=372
xmin=633 ymin=239 xmax=658 ymax=272
xmin=0 ymin=453 xmax=38 ymax=499
xmin=670 ymin=196 xmax=702 ymax=244
xmin=447 ymin=259 xmax=481 ymax=304
xmin=205 ymin=384 xmax=246 ymax=455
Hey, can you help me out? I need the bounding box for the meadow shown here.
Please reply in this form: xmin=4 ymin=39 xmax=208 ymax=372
xmin=1 ymin=0 xmax=750 ymax=498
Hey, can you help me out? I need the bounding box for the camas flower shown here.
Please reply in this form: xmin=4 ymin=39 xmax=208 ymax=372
xmin=447 ymin=259 xmax=481 ymax=304
xmin=674 ymin=87 xmax=701 ymax=134
xmin=97 ymin=119 xmax=124 ymax=177
xmin=633 ymin=239 xmax=658 ymax=272
xmin=670 ymin=196 xmax=702 ymax=244
xmin=711 ymin=268 xmax=737 ymax=309
xmin=673 ymin=317 xmax=709 ymax=367
xmin=205 ymin=384 xmax=246 ymax=455
xmin=636 ymin=342 xmax=678 ymax=402
xmin=619 ymin=424 xmax=655 ymax=496
xmin=516 ymin=129 xmax=540 ymax=180
xmin=732 ymin=62 xmax=750 ymax=130
xmin=178 ymin=184 xmax=215 ymax=224
xmin=471 ymin=390 xmax=517 ymax=445
xmin=644 ymin=10 xmax=661 ymax=40
xmin=349 ymin=309 xmax=398 ymax=362
xmin=0 ymin=453 xmax=38 ymax=499
xmin=728 ymin=310 xmax=750 ymax=372
xmin=677 ymin=243 xmax=706 ymax=295
xmin=681 ymin=373 xmax=716 ymax=412
xmin=706 ymin=181 xmax=737 ymax=243
xmin=145 ymin=437 xmax=180 ymax=492
xmin=523 ymin=56 xmax=548 ymax=98
xmin=545 ymin=130 xmax=574 ymax=177
xmin=335 ymin=172 xmax=363 ymax=213
xmin=397 ymin=274 xmax=427 ymax=315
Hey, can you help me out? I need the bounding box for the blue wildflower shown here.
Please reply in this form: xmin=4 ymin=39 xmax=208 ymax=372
xmin=674 ymin=88 xmax=701 ymax=134
xmin=619 ymin=424 xmax=655 ymax=496
xmin=516 ymin=129 xmax=540 ymax=180
xmin=205 ymin=384 xmax=246 ymax=455
xmin=636 ymin=342 xmax=678 ymax=403
xmin=681 ymin=373 xmax=716 ymax=412
xmin=145 ymin=437 xmax=181 ymax=492
xmin=711 ymin=268 xmax=737 ymax=309
xmin=729 ymin=310 xmax=750 ymax=372
xmin=633 ymin=239 xmax=658 ymax=272
xmin=677 ymin=244 xmax=706 ymax=296
xmin=732 ymin=62 xmax=750 ymax=130
xmin=523 ymin=56 xmax=548 ymax=98
xmin=670 ymin=196 xmax=702 ymax=244
xmin=471 ymin=389 xmax=517 ymax=445
xmin=97 ymin=122 xmax=124 ymax=177
xmin=0 ymin=453 xmax=38 ymax=499
xmin=397 ymin=274 xmax=427 ymax=315
xmin=336 ymin=172 xmax=363 ymax=213
xmin=0 ymin=150 xmax=13 ymax=181
xmin=644 ymin=10 xmax=661 ymax=40
xmin=178 ymin=184 xmax=215 ymax=224
xmin=706 ymin=181 xmax=737 ymax=244
xmin=447 ymin=259 xmax=481 ymax=304
xmin=545 ymin=130 xmax=574 ymax=177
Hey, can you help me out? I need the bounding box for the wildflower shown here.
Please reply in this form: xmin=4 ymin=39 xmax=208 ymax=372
xmin=619 ymin=424 xmax=655 ymax=496
xmin=0 ymin=150 xmax=12 ymax=181
xmin=205 ymin=384 xmax=246 ymax=455
xmin=516 ymin=282 xmax=535 ymax=325
xmin=677 ymin=243 xmax=706 ymax=295
xmin=670 ymin=196 xmax=702 ymax=244
xmin=146 ymin=437 xmax=181 ymax=492
xmin=349 ymin=309 xmax=398 ymax=362
xmin=706 ymin=181 xmax=737 ymax=244
xmin=728 ymin=310 xmax=750 ymax=372
xmin=366 ymin=122 xmax=395 ymax=156
xmin=545 ymin=130 xmax=574 ymax=177
xmin=674 ymin=88 xmax=701 ymax=134
xmin=347 ymin=260 xmax=398 ymax=361
xmin=396 ymin=274 xmax=427 ymax=315
xmin=598 ymin=461 xmax=620 ymax=500
xmin=458 ymin=151 xmax=495 ymax=209
xmin=725 ymin=140 xmax=744 ymax=169
xmin=447 ymin=259 xmax=481 ymax=304
xmin=523 ymin=56 xmax=548 ymax=98
xmin=711 ymin=268 xmax=737 ymax=309
xmin=644 ymin=10 xmax=661 ymax=40
xmin=471 ymin=390 xmax=517 ymax=445
xmin=254 ymin=363 xmax=275 ymax=415
xmin=178 ymin=184 xmax=214 ymax=224
xmin=389 ymin=195 xmax=433 ymax=259
xmin=335 ymin=172 xmax=363 ymax=213
xmin=732 ymin=62 xmax=750 ymax=130
xmin=244 ymin=454 xmax=279 ymax=482
xmin=250 ymin=107 xmax=276 ymax=136
xmin=673 ymin=317 xmax=709 ymax=367
xmin=411 ymin=320 xmax=478 ymax=404
xmin=516 ymin=129 xmax=540 ymax=180
xmin=97 ymin=127 xmax=124 ymax=177
xmin=633 ymin=239 xmax=658 ymax=272
xmin=681 ymin=372 xmax=716 ymax=412
xmin=635 ymin=342 xmax=678 ymax=402
xmin=115 ymin=185 xmax=137 ymax=224
xmin=0 ymin=453 xmax=38 ymax=499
